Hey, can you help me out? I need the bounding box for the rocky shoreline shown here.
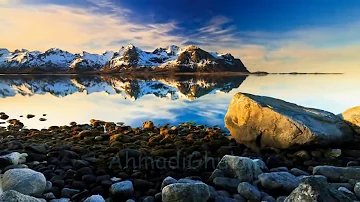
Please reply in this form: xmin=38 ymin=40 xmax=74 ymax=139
xmin=0 ymin=92 xmax=360 ymax=202
xmin=0 ymin=118 xmax=360 ymax=202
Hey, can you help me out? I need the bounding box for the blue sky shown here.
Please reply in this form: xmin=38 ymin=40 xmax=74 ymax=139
xmin=1 ymin=0 xmax=360 ymax=72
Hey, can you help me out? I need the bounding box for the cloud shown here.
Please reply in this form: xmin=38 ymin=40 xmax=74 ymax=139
xmin=189 ymin=16 xmax=360 ymax=73
xmin=0 ymin=1 xmax=184 ymax=53
xmin=0 ymin=1 xmax=359 ymax=73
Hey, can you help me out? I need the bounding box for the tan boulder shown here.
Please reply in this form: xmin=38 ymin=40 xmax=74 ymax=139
xmin=224 ymin=93 xmax=353 ymax=149
xmin=340 ymin=106 xmax=360 ymax=134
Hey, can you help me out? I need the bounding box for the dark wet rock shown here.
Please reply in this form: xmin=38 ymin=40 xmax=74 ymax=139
xmin=284 ymin=177 xmax=353 ymax=202
xmin=213 ymin=177 xmax=241 ymax=193
xmin=61 ymin=188 xmax=80 ymax=198
xmin=82 ymin=174 xmax=96 ymax=184
xmin=289 ymin=168 xmax=309 ymax=176
xmin=76 ymin=167 xmax=93 ymax=178
xmin=313 ymin=165 xmax=360 ymax=182
xmin=337 ymin=187 xmax=357 ymax=200
xmin=263 ymin=195 xmax=276 ymax=202
xmin=83 ymin=195 xmax=106 ymax=202
xmin=330 ymin=183 xmax=353 ymax=190
xmin=354 ymin=182 xmax=360 ymax=199
xmin=143 ymin=196 xmax=156 ymax=202
xmin=7 ymin=140 xmax=23 ymax=150
xmin=0 ymin=113 xmax=9 ymax=120
xmin=3 ymin=164 xmax=28 ymax=172
xmin=70 ymin=190 xmax=89 ymax=201
xmin=161 ymin=176 xmax=178 ymax=190
xmin=216 ymin=190 xmax=231 ymax=198
xmin=27 ymin=153 xmax=47 ymax=162
xmin=237 ymin=182 xmax=261 ymax=201
xmin=216 ymin=155 xmax=264 ymax=182
xmin=43 ymin=192 xmax=56 ymax=200
xmin=64 ymin=169 xmax=76 ymax=179
xmin=0 ymin=152 xmax=27 ymax=169
xmin=73 ymin=160 xmax=90 ymax=169
xmin=258 ymin=172 xmax=300 ymax=194
xmin=270 ymin=167 xmax=289 ymax=172
xmin=276 ymin=196 xmax=287 ymax=202
xmin=26 ymin=144 xmax=48 ymax=154
xmin=213 ymin=196 xmax=238 ymax=202
xmin=27 ymin=114 xmax=35 ymax=119
xmin=0 ymin=190 xmax=46 ymax=202
xmin=162 ymin=183 xmax=210 ymax=202
xmin=2 ymin=168 xmax=47 ymax=197
xmin=109 ymin=180 xmax=134 ymax=199
xmin=52 ymin=180 xmax=65 ymax=188
xmin=207 ymin=169 xmax=224 ymax=183
xmin=71 ymin=180 xmax=86 ymax=190
xmin=91 ymin=186 xmax=105 ymax=195
xmin=133 ymin=179 xmax=154 ymax=191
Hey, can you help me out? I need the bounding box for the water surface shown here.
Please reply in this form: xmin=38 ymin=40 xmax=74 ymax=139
xmin=0 ymin=74 xmax=359 ymax=129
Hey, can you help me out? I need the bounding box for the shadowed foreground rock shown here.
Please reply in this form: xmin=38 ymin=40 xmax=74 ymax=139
xmin=284 ymin=177 xmax=353 ymax=202
xmin=224 ymin=92 xmax=353 ymax=149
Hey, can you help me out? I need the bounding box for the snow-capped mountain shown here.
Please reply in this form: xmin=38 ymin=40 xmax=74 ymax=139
xmin=69 ymin=51 xmax=114 ymax=72
xmin=0 ymin=44 xmax=249 ymax=73
xmin=0 ymin=75 xmax=248 ymax=100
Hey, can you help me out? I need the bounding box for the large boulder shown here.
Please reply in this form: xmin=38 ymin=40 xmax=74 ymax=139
xmin=162 ymin=183 xmax=210 ymax=202
xmin=2 ymin=168 xmax=46 ymax=197
xmin=284 ymin=177 xmax=353 ymax=202
xmin=340 ymin=106 xmax=360 ymax=134
xmin=0 ymin=190 xmax=46 ymax=202
xmin=224 ymin=93 xmax=353 ymax=149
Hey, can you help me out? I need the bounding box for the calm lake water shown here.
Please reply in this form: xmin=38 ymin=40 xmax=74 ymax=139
xmin=1 ymin=74 xmax=359 ymax=129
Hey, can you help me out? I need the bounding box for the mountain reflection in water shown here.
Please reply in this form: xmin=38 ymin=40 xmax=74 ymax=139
xmin=0 ymin=75 xmax=248 ymax=100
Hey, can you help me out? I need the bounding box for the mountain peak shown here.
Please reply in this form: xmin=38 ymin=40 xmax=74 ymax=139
xmin=0 ymin=44 xmax=249 ymax=74
xmin=126 ymin=44 xmax=135 ymax=49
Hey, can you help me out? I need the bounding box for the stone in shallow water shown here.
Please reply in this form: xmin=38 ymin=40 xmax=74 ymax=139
xmin=2 ymin=168 xmax=46 ymax=197
xmin=258 ymin=172 xmax=300 ymax=194
xmin=0 ymin=190 xmax=46 ymax=202
xmin=224 ymin=92 xmax=353 ymax=149
xmin=162 ymin=183 xmax=210 ymax=202
xmin=284 ymin=177 xmax=353 ymax=202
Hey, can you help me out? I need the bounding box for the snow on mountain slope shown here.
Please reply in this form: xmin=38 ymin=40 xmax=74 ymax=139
xmin=70 ymin=51 xmax=114 ymax=71
xmin=0 ymin=44 xmax=248 ymax=73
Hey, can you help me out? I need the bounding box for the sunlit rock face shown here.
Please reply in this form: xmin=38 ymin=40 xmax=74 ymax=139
xmin=224 ymin=92 xmax=354 ymax=150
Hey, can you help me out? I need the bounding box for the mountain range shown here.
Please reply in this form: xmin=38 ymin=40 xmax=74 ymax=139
xmin=0 ymin=75 xmax=247 ymax=100
xmin=0 ymin=45 xmax=249 ymax=74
